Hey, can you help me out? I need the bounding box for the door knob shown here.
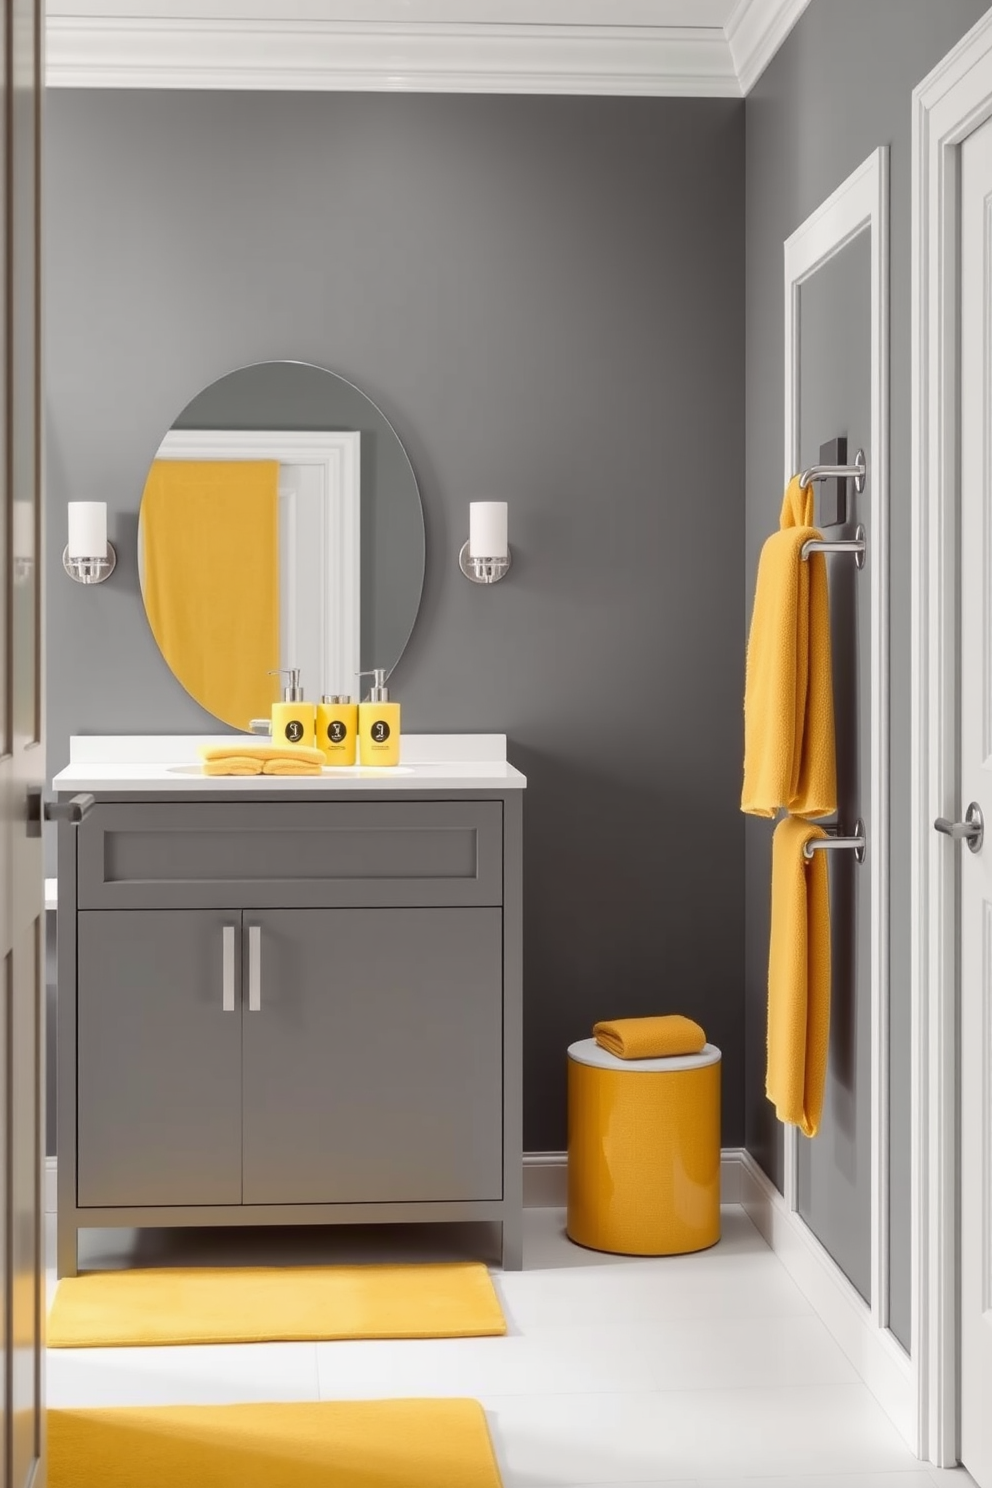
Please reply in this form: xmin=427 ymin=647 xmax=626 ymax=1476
xmin=934 ymin=802 xmax=984 ymax=853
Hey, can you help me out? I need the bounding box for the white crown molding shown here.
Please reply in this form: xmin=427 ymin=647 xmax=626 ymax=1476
xmin=725 ymin=0 xmax=811 ymax=94
xmin=46 ymin=15 xmax=742 ymax=94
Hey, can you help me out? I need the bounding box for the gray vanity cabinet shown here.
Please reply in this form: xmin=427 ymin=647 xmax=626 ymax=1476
xmin=77 ymin=909 xmax=243 ymax=1208
xmin=241 ymin=908 xmax=503 ymax=1205
xmin=57 ymin=791 xmax=523 ymax=1277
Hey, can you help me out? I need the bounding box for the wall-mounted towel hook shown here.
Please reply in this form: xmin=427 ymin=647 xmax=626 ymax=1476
xmin=803 ymin=818 xmax=866 ymax=865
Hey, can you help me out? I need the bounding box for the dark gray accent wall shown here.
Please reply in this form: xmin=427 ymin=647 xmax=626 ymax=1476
xmin=744 ymin=0 xmax=987 ymax=1351
xmin=44 ymin=90 xmax=745 ymax=1154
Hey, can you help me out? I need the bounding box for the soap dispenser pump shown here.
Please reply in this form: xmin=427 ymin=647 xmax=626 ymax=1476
xmin=269 ymin=668 xmax=316 ymax=749
xmin=357 ymin=668 xmax=401 ymax=767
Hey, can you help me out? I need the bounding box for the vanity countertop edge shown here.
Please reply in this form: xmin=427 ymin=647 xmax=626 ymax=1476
xmin=51 ymin=732 xmax=527 ymax=794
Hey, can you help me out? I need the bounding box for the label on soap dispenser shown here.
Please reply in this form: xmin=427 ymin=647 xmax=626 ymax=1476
xmin=284 ymin=718 xmax=305 ymax=744
xmin=370 ymin=720 xmax=391 ymax=744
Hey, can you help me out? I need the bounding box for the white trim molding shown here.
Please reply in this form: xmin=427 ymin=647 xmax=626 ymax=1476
xmin=725 ymin=0 xmax=810 ymax=95
xmin=782 ymin=145 xmax=891 ymax=1327
xmin=911 ymin=6 xmax=992 ymax=1469
xmin=44 ymin=0 xmax=811 ymax=94
xmin=740 ymin=1153 xmax=914 ymax=1449
xmin=522 ymin=1148 xmax=745 ymax=1209
xmin=45 ymin=15 xmax=740 ymax=94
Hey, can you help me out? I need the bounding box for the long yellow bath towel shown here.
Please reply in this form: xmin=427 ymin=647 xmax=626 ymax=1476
xmin=742 ymin=476 xmax=837 ymax=819
xmin=593 ymin=1015 xmax=706 ymax=1060
xmin=767 ymin=815 xmax=831 ymax=1138
xmin=200 ymin=742 xmax=325 ymax=777
xmin=141 ymin=460 xmax=280 ymax=733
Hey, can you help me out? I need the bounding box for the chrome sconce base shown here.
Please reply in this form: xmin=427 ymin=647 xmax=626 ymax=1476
xmin=63 ymin=542 xmax=117 ymax=585
xmin=459 ymin=541 xmax=511 ymax=584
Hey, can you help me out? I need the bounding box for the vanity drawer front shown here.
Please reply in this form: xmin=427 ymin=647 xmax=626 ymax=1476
xmin=77 ymin=801 xmax=503 ymax=909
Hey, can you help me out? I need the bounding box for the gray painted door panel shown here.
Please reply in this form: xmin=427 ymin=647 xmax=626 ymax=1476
xmin=241 ymin=908 xmax=503 ymax=1204
xmin=77 ymin=910 xmax=243 ymax=1207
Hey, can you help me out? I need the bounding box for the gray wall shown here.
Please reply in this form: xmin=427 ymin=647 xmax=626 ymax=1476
xmin=744 ymin=0 xmax=987 ymax=1351
xmin=45 ymin=91 xmax=746 ymax=1154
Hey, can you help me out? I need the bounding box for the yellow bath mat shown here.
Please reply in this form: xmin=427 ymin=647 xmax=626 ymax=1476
xmin=48 ymin=1398 xmax=503 ymax=1488
xmin=47 ymin=1262 xmax=506 ymax=1349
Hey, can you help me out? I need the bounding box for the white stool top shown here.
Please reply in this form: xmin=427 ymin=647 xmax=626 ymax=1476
xmin=567 ymin=1038 xmax=721 ymax=1073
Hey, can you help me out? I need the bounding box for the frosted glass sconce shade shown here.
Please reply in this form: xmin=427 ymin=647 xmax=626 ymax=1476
xmin=460 ymin=501 xmax=511 ymax=584
xmin=64 ymin=502 xmax=116 ymax=584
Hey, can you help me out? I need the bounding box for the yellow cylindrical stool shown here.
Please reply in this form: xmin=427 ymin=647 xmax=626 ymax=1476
xmin=567 ymin=1038 xmax=721 ymax=1256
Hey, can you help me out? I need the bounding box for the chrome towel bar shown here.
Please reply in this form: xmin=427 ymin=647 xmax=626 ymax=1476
xmin=803 ymin=818 xmax=866 ymax=864
xmin=801 ymin=522 xmax=866 ymax=568
xmin=799 ymin=447 xmax=866 ymax=493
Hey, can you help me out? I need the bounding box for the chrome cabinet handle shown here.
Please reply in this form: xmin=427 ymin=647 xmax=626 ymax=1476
xmin=222 ymin=925 xmax=236 ymax=1012
xmin=934 ymin=802 xmax=984 ymax=854
xmin=248 ymin=925 xmax=261 ymax=1011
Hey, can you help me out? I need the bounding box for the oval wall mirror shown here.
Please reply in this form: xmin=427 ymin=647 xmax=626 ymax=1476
xmin=137 ymin=360 xmax=425 ymax=731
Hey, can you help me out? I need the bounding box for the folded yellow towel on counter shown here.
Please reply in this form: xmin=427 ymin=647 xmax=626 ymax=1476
xmin=592 ymin=1014 xmax=707 ymax=1060
xmin=767 ymin=815 xmax=830 ymax=1138
xmin=742 ymin=475 xmax=837 ymax=819
xmin=202 ymin=757 xmax=265 ymax=776
xmin=262 ymin=756 xmax=323 ymax=776
xmin=200 ymin=742 xmax=325 ymax=778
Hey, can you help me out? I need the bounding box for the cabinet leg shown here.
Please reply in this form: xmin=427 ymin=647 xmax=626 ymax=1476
xmin=57 ymin=1219 xmax=78 ymax=1279
xmin=500 ymin=1214 xmax=523 ymax=1271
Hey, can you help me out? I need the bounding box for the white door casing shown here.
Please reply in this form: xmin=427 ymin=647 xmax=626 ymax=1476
xmin=957 ymin=112 xmax=992 ymax=1488
xmin=1 ymin=0 xmax=47 ymax=1478
xmin=777 ymin=147 xmax=910 ymax=1441
xmin=912 ymin=7 xmax=992 ymax=1470
xmin=155 ymin=428 xmax=361 ymax=703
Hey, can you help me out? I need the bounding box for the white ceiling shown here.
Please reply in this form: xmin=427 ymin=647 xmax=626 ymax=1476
xmin=45 ymin=0 xmax=810 ymax=95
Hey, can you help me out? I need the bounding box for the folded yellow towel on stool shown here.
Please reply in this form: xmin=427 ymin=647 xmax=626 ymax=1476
xmin=199 ymin=743 xmax=325 ymax=778
xmin=742 ymin=475 xmax=837 ymax=820
xmin=767 ymin=815 xmax=831 ymax=1138
xmin=592 ymin=1015 xmax=706 ymax=1060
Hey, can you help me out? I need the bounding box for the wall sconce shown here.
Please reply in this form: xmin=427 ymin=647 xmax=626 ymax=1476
xmin=63 ymin=502 xmax=116 ymax=584
xmin=459 ymin=501 xmax=511 ymax=584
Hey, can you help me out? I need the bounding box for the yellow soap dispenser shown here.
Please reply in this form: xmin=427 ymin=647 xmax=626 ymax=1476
xmin=357 ymin=668 xmax=401 ymax=767
xmin=269 ymin=668 xmax=316 ymax=749
xmin=316 ymin=695 xmax=358 ymax=766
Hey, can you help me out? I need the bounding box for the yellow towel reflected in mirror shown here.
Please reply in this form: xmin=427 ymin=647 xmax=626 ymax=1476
xmin=141 ymin=460 xmax=279 ymax=731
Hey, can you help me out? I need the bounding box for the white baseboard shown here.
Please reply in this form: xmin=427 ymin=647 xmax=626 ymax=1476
xmin=738 ymin=1151 xmax=914 ymax=1450
xmin=523 ymin=1147 xmax=745 ymax=1209
xmin=44 ymin=1150 xmax=745 ymax=1217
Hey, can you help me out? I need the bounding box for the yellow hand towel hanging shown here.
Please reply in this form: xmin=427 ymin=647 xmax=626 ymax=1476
xmin=742 ymin=476 xmax=837 ymax=819
xmin=141 ymin=460 xmax=280 ymax=733
xmin=766 ymin=815 xmax=831 ymax=1138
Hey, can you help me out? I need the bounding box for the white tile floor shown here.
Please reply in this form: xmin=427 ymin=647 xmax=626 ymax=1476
xmin=46 ymin=1206 xmax=979 ymax=1488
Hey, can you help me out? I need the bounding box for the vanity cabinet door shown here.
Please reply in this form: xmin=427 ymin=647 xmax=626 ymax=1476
xmin=241 ymin=908 xmax=503 ymax=1205
xmin=77 ymin=910 xmax=243 ymax=1207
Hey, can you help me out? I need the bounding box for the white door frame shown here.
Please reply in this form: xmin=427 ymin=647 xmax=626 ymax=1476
xmin=911 ymin=6 xmax=992 ymax=1469
xmin=774 ymin=148 xmax=910 ymax=1440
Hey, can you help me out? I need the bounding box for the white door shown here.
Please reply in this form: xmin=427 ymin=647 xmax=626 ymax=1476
xmin=958 ymin=111 xmax=992 ymax=1488
xmin=0 ymin=0 xmax=47 ymax=1481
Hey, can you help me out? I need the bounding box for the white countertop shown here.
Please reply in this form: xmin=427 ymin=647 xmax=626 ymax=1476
xmin=51 ymin=733 xmax=527 ymax=794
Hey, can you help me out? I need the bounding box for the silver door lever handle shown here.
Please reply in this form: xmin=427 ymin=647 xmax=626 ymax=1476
xmin=934 ymin=802 xmax=984 ymax=853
